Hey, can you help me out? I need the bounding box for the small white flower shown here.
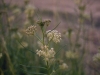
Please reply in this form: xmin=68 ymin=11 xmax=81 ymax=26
xmin=46 ymin=30 xmax=61 ymax=43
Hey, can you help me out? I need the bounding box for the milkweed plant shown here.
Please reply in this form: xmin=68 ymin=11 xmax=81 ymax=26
xmin=25 ymin=19 xmax=68 ymax=75
xmin=1 ymin=0 xmax=98 ymax=75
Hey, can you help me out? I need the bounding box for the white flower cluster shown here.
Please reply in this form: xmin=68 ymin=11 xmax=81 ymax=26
xmin=13 ymin=8 xmax=21 ymax=15
xmin=66 ymin=51 xmax=79 ymax=59
xmin=25 ymin=25 xmax=36 ymax=35
xmin=59 ymin=63 xmax=68 ymax=70
xmin=46 ymin=30 xmax=61 ymax=43
xmin=93 ymin=53 xmax=100 ymax=61
xmin=25 ymin=5 xmax=35 ymax=18
xmin=36 ymin=45 xmax=55 ymax=62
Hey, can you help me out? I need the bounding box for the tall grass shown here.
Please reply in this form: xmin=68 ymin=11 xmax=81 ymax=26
xmin=0 ymin=0 xmax=100 ymax=75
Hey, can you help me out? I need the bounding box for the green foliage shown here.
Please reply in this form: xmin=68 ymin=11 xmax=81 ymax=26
xmin=0 ymin=0 xmax=100 ymax=75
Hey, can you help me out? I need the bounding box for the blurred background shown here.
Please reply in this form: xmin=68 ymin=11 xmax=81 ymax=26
xmin=0 ymin=0 xmax=100 ymax=75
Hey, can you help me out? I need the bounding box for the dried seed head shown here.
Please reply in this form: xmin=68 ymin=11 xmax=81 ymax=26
xmin=37 ymin=19 xmax=51 ymax=27
xmin=43 ymin=19 xmax=51 ymax=26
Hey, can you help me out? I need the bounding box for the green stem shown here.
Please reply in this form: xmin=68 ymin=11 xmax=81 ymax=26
xmin=46 ymin=61 xmax=50 ymax=75
xmin=2 ymin=0 xmax=10 ymax=28
xmin=72 ymin=18 xmax=83 ymax=51
xmin=46 ymin=22 xmax=60 ymax=34
xmin=34 ymin=34 xmax=43 ymax=44
xmin=1 ymin=37 xmax=15 ymax=75
xmin=41 ymin=27 xmax=45 ymax=45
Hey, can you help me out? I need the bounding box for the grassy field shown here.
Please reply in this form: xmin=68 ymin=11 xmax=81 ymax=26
xmin=0 ymin=0 xmax=100 ymax=75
